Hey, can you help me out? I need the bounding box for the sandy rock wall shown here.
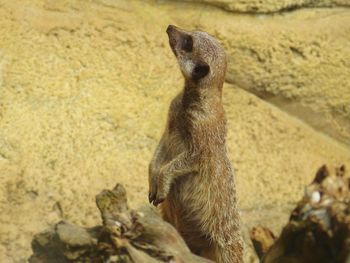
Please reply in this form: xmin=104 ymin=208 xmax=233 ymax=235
xmin=223 ymin=9 xmax=350 ymax=147
xmin=182 ymin=0 xmax=350 ymax=13
xmin=0 ymin=0 xmax=349 ymax=262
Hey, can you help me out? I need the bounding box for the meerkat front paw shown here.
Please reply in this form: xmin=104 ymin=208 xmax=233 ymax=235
xmin=149 ymin=171 xmax=171 ymax=207
xmin=148 ymin=173 xmax=158 ymax=204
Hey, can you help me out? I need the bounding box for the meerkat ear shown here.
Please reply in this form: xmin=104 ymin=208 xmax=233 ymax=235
xmin=192 ymin=61 xmax=210 ymax=82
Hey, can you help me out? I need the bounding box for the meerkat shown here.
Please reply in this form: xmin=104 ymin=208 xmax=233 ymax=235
xmin=148 ymin=25 xmax=243 ymax=263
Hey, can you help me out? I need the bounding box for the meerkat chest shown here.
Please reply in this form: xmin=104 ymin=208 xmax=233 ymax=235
xmin=164 ymin=129 xmax=187 ymax=159
xmin=164 ymin=101 xmax=190 ymax=158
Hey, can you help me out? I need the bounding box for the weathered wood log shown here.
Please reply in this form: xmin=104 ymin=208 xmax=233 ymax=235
xmin=250 ymin=225 xmax=276 ymax=259
xmin=29 ymin=183 xmax=213 ymax=263
xmin=250 ymin=165 xmax=350 ymax=263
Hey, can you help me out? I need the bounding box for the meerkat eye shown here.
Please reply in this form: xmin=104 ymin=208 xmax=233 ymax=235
xmin=181 ymin=35 xmax=193 ymax=52
xmin=192 ymin=61 xmax=210 ymax=82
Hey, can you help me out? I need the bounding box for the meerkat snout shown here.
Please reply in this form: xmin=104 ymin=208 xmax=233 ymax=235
xmin=166 ymin=24 xmax=175 ymax=35
xmin=166 ymin=25 xmax=177 ymax=52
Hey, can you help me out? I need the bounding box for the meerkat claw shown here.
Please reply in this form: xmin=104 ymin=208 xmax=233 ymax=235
xmin=148 ymin=192 xmax=156 ymax=204
xmin=153 ymin=197 xmax=165 ymax=207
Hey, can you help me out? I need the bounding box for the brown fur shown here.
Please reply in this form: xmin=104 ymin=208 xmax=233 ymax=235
xmin=148 ymin=25 xmax=243 ymax=263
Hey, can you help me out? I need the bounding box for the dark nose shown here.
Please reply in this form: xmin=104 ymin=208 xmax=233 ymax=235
xmin=166 ymin=25 xmax=175 ymax=34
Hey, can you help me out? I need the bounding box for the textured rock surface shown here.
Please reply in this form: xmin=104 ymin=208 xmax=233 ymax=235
xmin=220 ymin=9 xmax=350 ymax=146
xmin=181 ymin=0 xmax=350 ymax=13
xmin=0 ymin=0 xmax=349 ymax=262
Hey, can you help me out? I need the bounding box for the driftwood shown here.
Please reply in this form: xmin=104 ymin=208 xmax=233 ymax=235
xmin=29 ymin=183 xmax=213 ymax=263
xmin=29 ymin=165 xmax=350 ymax=263
xmin=250 ymin=165 xmax=350 ymax=263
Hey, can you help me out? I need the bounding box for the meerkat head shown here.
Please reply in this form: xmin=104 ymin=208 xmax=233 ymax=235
xmin=166 ymin=25 xmax=227 ymax=87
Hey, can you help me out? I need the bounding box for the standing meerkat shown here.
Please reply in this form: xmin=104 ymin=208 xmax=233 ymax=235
xmin=148 ymin=25 xmax=243 ymax=263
